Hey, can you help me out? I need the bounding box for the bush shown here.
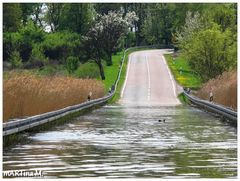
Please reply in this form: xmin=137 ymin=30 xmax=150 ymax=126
xmin=74 ymin=62 xmax=100 ymax=79
xmin=66 ymin=56 xmax=79 ymax=73
xmin=25 ymin=45 xmax=48 ymax=69
xmin=3 ymin=21 xmax=46 ymax=63
xmin=18 ymin=21 xmax=45 ymax=62
xmin=188 ymin=28 xmax=236 ymax=81
xmin=9 ymin=51 xmax=23 ymax=69
xmin=41 ymin=32 xmax=81 ymax=62
xmin=3 ymin=32 xmax=22 ymax=61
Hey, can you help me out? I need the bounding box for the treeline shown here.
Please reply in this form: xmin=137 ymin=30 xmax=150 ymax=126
xmin=3 ymin=3 xmax=237 ymax=81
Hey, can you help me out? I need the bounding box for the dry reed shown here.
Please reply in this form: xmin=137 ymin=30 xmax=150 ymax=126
xmin=196 ymin=70 xmax=237 ymax=110
xmin=3 ymin=71 xmax=104 ymax=122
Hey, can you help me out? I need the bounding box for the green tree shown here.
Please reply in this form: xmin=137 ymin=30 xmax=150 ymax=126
xmin=183 ymin=27 xmax=236 ymax=81
xmin=142 ymin=4 xmax=176 ymax=45
xmin=3 ymin=3 xmax=22 ymax=32
xmin=20 ymin=3 xmax=38 ymax=25
xmin=45 ymin=3 xmax=63 ymax=32
xmin=58 ymin=3 xmax=95 ymax=34
xmin=94 ymin=3 xmax=122 ymax=15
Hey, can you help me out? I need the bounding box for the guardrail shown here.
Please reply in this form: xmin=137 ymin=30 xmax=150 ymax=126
xmin=3 ymin=45 xmax=157 ymax=136
xmin=183 ymin=89 xmax=237 ymax=125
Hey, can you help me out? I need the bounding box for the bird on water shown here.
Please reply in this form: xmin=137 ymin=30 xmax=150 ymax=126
xmin=158 ymin=119 xmax=166 ymax=122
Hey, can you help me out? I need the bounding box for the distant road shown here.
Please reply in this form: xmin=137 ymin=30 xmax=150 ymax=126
xmin=119 ymin=49 xmax=181 ymax=106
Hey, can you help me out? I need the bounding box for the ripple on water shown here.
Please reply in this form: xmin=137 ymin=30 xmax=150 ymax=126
xmin=3 ymin=106 xmax=237 ymax=178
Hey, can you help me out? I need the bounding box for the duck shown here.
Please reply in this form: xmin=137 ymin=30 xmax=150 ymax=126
xmin=158 ymin=119 xmax=166 ymax=122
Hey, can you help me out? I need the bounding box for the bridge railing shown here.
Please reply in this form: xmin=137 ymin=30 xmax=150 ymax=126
xmin=183 ymin=89 xmax=237 ymax=125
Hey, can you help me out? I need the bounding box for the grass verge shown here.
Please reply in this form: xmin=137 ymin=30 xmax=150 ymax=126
xmin=164 ymin=54 xmax=202 ymax=89
xmin=102 ymin=51 xmax=124 ymax=93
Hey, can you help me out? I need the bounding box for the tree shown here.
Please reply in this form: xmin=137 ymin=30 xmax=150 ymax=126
xmin=130 ymin=3 xmax=149 ymax=45
xmin=98 ymin=11 xmax=138 ymax=66
xmin=20 ymin=3 xmax=38 ymax=25
xmin=58 ymin=3 xmax=95 ymax=34
xmin=94 ymin=3 xmax=122 ymax=15
xmin=3 ymin=3 xmax=22 ymax=32
xmin=182 ymin=27 xmax=236 ymax=81
xmin=83 ymin=27 xmax=106 ymax=80
xmin=45 ymin=3 xmax=63 ymax=32
xmin=31 ymin=3 xmax=45 ymax=28
xmin=175 ymin=11 xmax=203 ymax=49
xmin=142 ymin=4 xmax=176 ymax=45
xmin=84 ymin=11 xmax=138 ymax=80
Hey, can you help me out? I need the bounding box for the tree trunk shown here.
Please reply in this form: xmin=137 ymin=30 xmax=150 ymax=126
xmin=106 ymin=51 xmax=112 ymax=66
xmin=97 ymin=62 xmax=105 ymax=80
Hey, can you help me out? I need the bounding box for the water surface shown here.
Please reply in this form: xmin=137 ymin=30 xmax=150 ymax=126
xmin=3 ymin=105 xmax=237 ymax=178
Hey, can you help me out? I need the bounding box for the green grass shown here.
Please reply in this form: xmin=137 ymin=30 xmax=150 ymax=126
xmin=101 ymin=51 xmax=124 ymax=93
xmin=74 ymin=62 xmax=100 ymax=79
xmin=165 ymin=54 xmax=202 ymax=89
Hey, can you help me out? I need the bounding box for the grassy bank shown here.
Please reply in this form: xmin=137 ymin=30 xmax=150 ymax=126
xmin=3 ymin=71 xmax=104 ymax=121
xmin=164 ymin=54 xmax=202 ymax=89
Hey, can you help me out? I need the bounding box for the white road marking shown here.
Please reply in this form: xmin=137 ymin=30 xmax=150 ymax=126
xmin=146 ymin=54 xmax=151 ymax=101
xmin=121 ymin=54 xmax=132 ymax=98
xmin=162 ymin=55 xmax=180 ymax=104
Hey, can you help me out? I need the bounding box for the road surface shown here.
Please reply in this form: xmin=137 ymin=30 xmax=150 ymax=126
xmin=120 ymin=49 xmax=181 ymax=106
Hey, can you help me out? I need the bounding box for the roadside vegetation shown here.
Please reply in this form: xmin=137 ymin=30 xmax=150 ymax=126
xmin=3 ymin=71 xmax=104 ymax=121
xmin=165 ymin=54 xmax=202 ymax=89
xmin=196 ymin=70 xmax=237 ymax=110
xmin=3 ymin=3 xmax=237 ymax=121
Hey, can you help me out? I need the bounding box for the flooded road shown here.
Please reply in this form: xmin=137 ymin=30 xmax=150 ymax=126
xmin=3 ymin=105 xmax=237 ymax=178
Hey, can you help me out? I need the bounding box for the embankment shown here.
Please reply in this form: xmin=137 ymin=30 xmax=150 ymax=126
xmin=196 ymin=70 xmax=237 ymax=110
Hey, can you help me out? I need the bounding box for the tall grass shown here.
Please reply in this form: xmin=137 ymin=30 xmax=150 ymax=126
xmin=3 ymin=71 xmax=104 ymax=122
xmin=196 ymin=70 xmax=237 ymax=110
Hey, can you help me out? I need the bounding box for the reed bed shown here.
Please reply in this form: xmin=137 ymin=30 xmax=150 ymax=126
xmin=196 ymin=70 xmax=237 ymax=110
xmin=3 ymin=71 xmax=104 ymax=122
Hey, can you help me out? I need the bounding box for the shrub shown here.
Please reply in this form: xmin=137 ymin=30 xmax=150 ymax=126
xmin=18 ymin=21 xmax=45 ymax=62
xmin=9 ymin=51 xmax=23 ymax=69
xmin=66 ymin=56 xmax=79 ymax=73
xmin=3 ymin=32 xmax=22 ymax=61
xmin=3 ymin=21 xmax=46 ymax=63
xmin=74 ymin=62 xmax=100 ymax=79
xmin=30 ymin=45 xmax=48 ymax=63
xmin=41 ymin=32 xmax=81 ymax=62
xmin=24 ymin=45 xmax=48 ymax=69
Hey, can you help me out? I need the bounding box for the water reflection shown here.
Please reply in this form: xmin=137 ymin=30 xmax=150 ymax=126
xmin=3 ymin=105 xmax=237 ymax=178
